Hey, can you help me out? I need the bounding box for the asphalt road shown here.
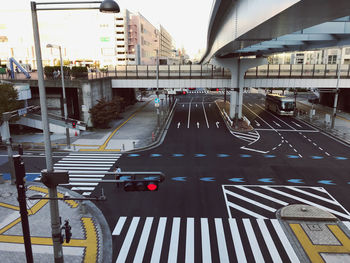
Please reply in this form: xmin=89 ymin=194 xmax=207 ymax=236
xmin=93 ymin=92 xmax=350 ymax=262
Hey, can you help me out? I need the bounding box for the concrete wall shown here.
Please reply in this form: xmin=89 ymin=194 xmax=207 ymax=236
xmin=111 ymin=78 xmax=231 ymax=89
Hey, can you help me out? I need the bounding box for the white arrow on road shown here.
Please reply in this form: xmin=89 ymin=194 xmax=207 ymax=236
xmin=255 ymin=120 xmax=261 ymax=127
xmin=177 ymin=122 xmax=181 ymax=128
xmin=197 ymin=122 xmax=200 ymax=128
xmin=216 ymin=122 xmax=220 ymax=128
xmin=273 ymin=121 xmax=281 ymax=127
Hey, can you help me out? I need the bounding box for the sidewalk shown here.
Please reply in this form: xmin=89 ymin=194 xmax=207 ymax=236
xmin=0 ymin=181 xmax=111 ymax=262
xmin=10 ymin=92 xmax=172 ymax=152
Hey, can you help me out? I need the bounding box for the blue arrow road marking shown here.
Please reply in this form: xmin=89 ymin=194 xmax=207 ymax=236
xmin=119 ymin=176 xmax=131 ymax=181
xmin=144 ymin=176 xmax=159 ymax=180
xmin=288 ymin=179 xmax=304 ymax=184
xmin=335 ymin=156 xmax=348 ymax=160
xmin=1 ymin=173 xmax=40 ymax=182
xmin=195 ymin=154 xmax=206 ymax=157
xmin=311 ymin=156 xmax=324 ymax=160
xmin=228 ymin=178 xmax=245 ymax=183
xmin=240 ymin=154 xmax=252 ymax=158
xmin=172 ymin=154 xmax=184 ymax=157
xmin=128 ymin=154 xmax=140 ymax=157
xmin=264 ymin=155 xmax=276 ymax=158
xmin=172 ymin=177 xmax=186 ymax=181
xmin=200 ymin=177 xmax=215 ymax=182
xmin=288 ymin=155 xmax=300 ymax=159
xmin=217 ymin=154 xmax=230 ymax=158
xmin=150 ymin=154 xmax=162 ymax=157
xmin=318 ymin=180 xmax=335 ymax=185
xmin=258 ymin=178 xmax=274 ymax=183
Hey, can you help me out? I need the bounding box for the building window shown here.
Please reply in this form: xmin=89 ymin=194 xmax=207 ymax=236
xmin=116 ymin=17 xmax=123 ymax=21
xmin=328 ymin=55 xmax=337 ymax=64
xmin=116 ymin=38 xmax=124 ymax=41
xmin=117 ymin=45 xmax=125 ymax=48
xmin=116 ymin=25 xmax=124 ymax=28
xmin=116 ymin=31 xmax=124 ymax=34
xmin=345 ymin=48 xmax=350 ymax=55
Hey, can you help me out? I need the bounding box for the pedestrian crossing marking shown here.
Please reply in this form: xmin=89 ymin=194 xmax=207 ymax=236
xmin=112 ymin=216 xmax=301 ymax=262
xmin=223 ymin=185 xmax=350 ymax=220
xmin=35 ymin=152 xmax=121 ymax=196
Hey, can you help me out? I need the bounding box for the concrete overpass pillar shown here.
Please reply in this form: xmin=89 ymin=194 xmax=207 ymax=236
xmin=212 ymin=57 xmax=267 ymax=121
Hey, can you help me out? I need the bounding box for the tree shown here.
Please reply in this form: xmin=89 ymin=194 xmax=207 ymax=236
xmin=89 ymin=97 xmax=124 ymax=128
xmin=0 ymin=83 xmax=23 ymax=122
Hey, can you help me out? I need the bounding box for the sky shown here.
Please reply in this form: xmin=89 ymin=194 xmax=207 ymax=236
xmin=1 ymin=0 xmax=214 ymax=59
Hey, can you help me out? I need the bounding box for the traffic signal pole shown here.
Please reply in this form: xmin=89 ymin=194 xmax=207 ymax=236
xmin=2 ymin=112 xmax=15 ymax=185
xmin=13 ymin=155 xmax=34 ymax=263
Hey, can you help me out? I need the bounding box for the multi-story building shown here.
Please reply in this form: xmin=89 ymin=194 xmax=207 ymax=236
xmin=269 ymin=46 xmax=350 ymax=65
xmin=0 ymin=8 xmax=177 ymax=68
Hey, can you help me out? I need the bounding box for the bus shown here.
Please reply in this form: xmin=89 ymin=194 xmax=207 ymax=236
xmin=265 ymin=93 xmax=295 ymax=116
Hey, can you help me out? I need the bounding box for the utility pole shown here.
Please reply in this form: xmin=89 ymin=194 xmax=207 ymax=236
xmin=331 ymin=47 xmax=343 ymax=129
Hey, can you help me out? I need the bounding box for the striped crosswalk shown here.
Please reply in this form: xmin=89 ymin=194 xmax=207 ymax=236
xmin=187 ymin=90 xmax=227 ymax=94
xmin=230 ymin=130 xmax=260 ymax=144
xmin=113 ymin=216 xmax=300 ymax=262
xmin=36 ymin=152 xmax=121 ymax=196
xmin=223 ymin=185 xmax=350 ymax=220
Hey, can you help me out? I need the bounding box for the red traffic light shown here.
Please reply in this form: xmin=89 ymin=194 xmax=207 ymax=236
xmin=216 ymin=88 xmax=219 ymax=91
xmin=72 ymin=121 xmax=77 ymax=128
xmin=183 ymin=91 xmax=186 ymax=95
xmin=147 ymin=182 xmax=158 ymax=191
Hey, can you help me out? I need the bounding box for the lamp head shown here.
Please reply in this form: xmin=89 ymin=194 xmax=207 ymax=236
xmin=100 ymin=0 xmax=120 ymax=13
xmin=46 ymin=44 xmax=53 ymax=48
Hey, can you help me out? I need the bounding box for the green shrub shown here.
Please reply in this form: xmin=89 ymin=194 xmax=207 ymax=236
xmin=44 ymin=66 xmax=70 ymax=78
xmin=71 ymin=66 xmax=88 ymax=78
xmin=89 ymin=97 xmax=124 ymax=128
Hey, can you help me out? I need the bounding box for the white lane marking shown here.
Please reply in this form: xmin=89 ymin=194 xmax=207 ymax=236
xmin=201 ymin=218 xmax=212 ymax=263
xmin=233 ymin=132 xmax=259 ymax=138
xmin=255 ymin=120 xmax=261 ymax=127
xmin=289 ymin=144 xmax=293 ymax=148
xmin=214 ymin=218 xmax=230 ymax=263
xmin=69 ymin=178 xmax=102 ymax=182
xmin=261 ymin=186 xmax=350 ymax=220
xmin=285 ymin=186 xmax=338 ymax=205
xmin=243 ymin=219 xmax=264 ymax=262
xmin=58 ymin=161 xmax=115 ymax=164
xmin=256 ymin=104 xmax=297 ymax=130
xmin=235 ymin=186 xmax=289 ymax=206
xmin=224 ymin=189 xmax=277 ymax=212
xmin=243 ymin=104 xmax=276 ymax=131
xmin=273 ymin=121 xmax=281 ymax=127
xmin=313 ymin=142 xmax=317 ymax=146
xmin=66 ymin=182 xmax=98 ymax=186
xmin=278 ymin=144 xmax=282 ymax=147
xmin=271 ymin=219 xmax=300 ymax=263
xmin=185 ymin=218 xmax=195 ymax=263
xmin=254 ymin=129 xmax=318 ymax=132
xmin=187 ymin=98 xmax=193 ymax=128
xmin=240 ymin=146 xmax=269 ymax=154
xmin=112 ymin=217 xmax=127 ymax=236
xmin=134 ymin=217 xmax=153 ymax=263
xmin=343 ymin=221 xmax=350 ymax=231
xmin=70 ymin=153 xmax=121 ymax=156
xmin=272 ymin=147 xmax=277 ymax=150
xmin=319 ymin=147 xmax=323 ymax=151
xmin=150 ymin=217 xmax=167 ymax=263
xmin=248 ymin=103 xmax=253 ymax=107
xmin=298 ymin=154 xmax=303 ymax=158
xmin=292 ymin=121 xmax=302 ymax=128
xmin=177 ymin=122 xmax=180 ymax=128
xmin=61 ymin=158 xmax=119 ymax=161
xmin=202 ymin=101 xmax=209 ymax=128
xmin=228 ymin=219 xmax=247 ymax=263
xmin=54 ymin=167 xmax=109 ymax=170
xmin=0 ymin=211 xmax=20 ymax=230
xmin=82 ymin=192 xmax=91 ymax=196
xmin=168 ymin=217 xmax=181 ymax=263
xmin=257 ymin=219 xmax=282 ymax=263
xmin=197 ymin=122 xmax=200 ymax=128
xmin=308 ymin=139 xmax=312 ymax=142
xmin=294 ymin=149 xmax=297 ymax=152
xmin=71 ymin=187 xmax=95 ymax=191
xmin=227 ymin=201 xmax=267 ymax=219
xmin=325 ymin=152 xmax=330 ymax=156
xmin=69 ymin=174 xmax=105 ymax=178
xmin=216 ymin=121 xmax=220 ymax=128
xmin=116 ymin=217 xmax=140 ymax=263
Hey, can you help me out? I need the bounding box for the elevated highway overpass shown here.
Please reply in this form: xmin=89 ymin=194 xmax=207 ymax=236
xmin=200 ymin=0 xmax=350 ymax=121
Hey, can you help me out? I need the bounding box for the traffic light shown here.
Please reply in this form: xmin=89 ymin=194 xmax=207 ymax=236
xmin=216 ymin=88 xmax=219 ymax=91
xmin=72 ymin=121 xmax=77 ymax=129
xmin=123 ymin=180 xmax=158 ymax=192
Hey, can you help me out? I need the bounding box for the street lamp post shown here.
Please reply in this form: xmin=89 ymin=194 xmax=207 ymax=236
xmin=331 ymin=47 xmax=343 ymax=129
xmin=30 ymin=1 xmax=119 ymax=262
xmin=47 ymin=44 xmax=70 ymax=149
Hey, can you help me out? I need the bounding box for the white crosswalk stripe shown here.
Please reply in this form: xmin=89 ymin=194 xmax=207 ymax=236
xmin=223 ymin=185 xmax=350 ymax=220
xmin=231 ymin=130 xmax=260 ymax=144
xmin=35 ymin=152 xmax=121 ymax=196
xmin=113 ymin=216 xmax=299 ymax=262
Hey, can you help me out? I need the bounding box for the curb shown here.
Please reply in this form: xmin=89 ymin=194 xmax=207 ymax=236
xmin=126 ymin=99 xmax=177 ymax=153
